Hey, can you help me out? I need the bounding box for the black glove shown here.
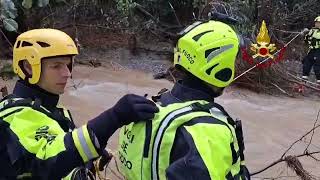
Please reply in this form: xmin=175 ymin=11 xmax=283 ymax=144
xmin=88 ymin=94 xmax=159 ymax=149
xmin=97 ymin=150 xmax=113 ymax=171
xmin=111 ymin=94 xmax=159 ymax=126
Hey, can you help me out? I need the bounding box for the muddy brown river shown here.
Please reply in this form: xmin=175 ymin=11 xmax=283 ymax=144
xmin=1 ymin=65 xmax=320 ymax=179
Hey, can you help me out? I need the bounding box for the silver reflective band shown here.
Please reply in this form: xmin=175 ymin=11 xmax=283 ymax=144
xmin=0 ymin=98 xmax=23 ymax=109
xmin=179 ymin=21 xmax=203 ymax=36
xmin=77 ymin=127 xmax=94 ymax=160
xmin=152 ymin=106 xmax=193 ymax=180
xmin=209 ymin=107 xmax=225 ymax=117
xmin=207 ymin=44 xmax=234 ymax=63
xmin=0 ymin=101 xmax=6 ymax=109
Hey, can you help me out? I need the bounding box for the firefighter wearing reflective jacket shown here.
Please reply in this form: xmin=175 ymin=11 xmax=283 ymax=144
xmin=118 ymin=21 xmax=250 ymax=180
xmin=302 ymin=16 xmax=320 ymax=83
xmin=0 ymin=29 xmax=158 ymax=179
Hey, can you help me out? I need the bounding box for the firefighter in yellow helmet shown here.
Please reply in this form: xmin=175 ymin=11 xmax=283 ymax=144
xmin=0 ymin=29 xmax=158 ymax=179
xmin=118 ymin=21 xmax=250 ymax=180
xmin=302 ymin=16 xmax=320 ymax=83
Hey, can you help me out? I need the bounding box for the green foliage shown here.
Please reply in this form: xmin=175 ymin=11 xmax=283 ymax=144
xmin=116 ymin=0 xmax=134 ymax=16
xmin=22 ymin=0 xmax=33 ymax=9
xmin=0 ymin=0 xmax=18 ymax=31
xmin=3 ymin=18 xmax=18 ymax=31
xmin=228 ymin=0 xmax=257 ymax=36
xmin=20 ymin=0 xmax=52 ymax=9
xmin=0 ymin=0 xmax=63 ymax=32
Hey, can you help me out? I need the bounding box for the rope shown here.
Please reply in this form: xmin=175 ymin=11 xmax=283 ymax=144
xmin=271 ymin=28 xmax=302 ymax=34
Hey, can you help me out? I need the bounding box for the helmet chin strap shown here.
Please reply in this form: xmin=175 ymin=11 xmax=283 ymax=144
xmin=68 ymin=56 xmax=75 ymax=79
xmin=19 ymin=60 xmax=32 ymax=82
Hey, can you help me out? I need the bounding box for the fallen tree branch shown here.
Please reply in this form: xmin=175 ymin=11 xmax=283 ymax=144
xmin=287 ymin=73 xmax=320 ymax=91
xmin=288 ymin=79 xmax=320 ymax=92
xmin=304 ymin=108 xmax=320 ymax=153
xmin=281 ymin=125 xmax=320 ymax=159
xmin=0 ymin=29 xmax=13 ymax=48
xmin=251 ymin=151 xmax=320 ymax=176
xmin=58 ymin=23 xmax=130 ymax=31
xmin=134 ymin=3 xmax=159 ymax=24
xmin=252 ymin=106 xmax=320 ymax=177
xmin=270 ymin=82 xmax=294 ymax=97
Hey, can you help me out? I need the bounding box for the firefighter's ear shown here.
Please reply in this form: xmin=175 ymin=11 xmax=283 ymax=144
xmin=22 ymin=60 xmax=32 ymax=76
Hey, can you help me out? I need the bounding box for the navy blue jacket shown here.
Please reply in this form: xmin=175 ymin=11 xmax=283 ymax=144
xmin=0 ymin=81 xmax=117 ymax=179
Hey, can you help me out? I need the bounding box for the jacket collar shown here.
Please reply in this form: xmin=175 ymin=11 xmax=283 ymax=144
xmin=13 ymin=80 xmax=59 ymax=111
xmin=171 ymin=80 xmax=214 ymax=102
xmin=159 ymin=77 xmax=220 ymax=106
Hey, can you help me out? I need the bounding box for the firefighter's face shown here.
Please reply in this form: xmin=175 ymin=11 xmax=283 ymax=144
xmin=37 ymin=56 xmax=72 ymax=95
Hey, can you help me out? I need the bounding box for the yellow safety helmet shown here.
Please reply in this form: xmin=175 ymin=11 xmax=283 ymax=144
xmin=315 ymin=16 xmax=320 ymax=22
xmin=13 ymin=29 xmax=78 ymax=84
xmin=174 ymin=20 xmax=239 ymax=88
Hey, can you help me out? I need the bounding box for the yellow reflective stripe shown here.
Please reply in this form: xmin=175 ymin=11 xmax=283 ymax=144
xmin=72 ymin=126 xmax=98 ymax=163
xmin=57 ymin=105 xmax=70 ymax=119
xmin=77 ymin=127 xmax=93 ymax=160
xmin=63 ymin=109 xmax=71 ymax=119
xmin=72 ymin=128 xmax=88 ymax=162
xmin=0 ymin=106 xmax=24 ymax=120
xmin=82 ymin=125 xmax=98 ymax=158
xmin=0 ymin=98 xmax=51 ymax=114
xmin=17 ymin=173 xmax=32 ymax=179
xmin=152 ymin=106 xmax=193 ymax=180
xmin=230 ymin=158 xmax=241 ymax=177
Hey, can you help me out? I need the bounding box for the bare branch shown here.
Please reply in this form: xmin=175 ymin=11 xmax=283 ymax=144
xmin=281 ymin=124 xmax=320 ymax=159
xmin=252 ymin=106 xmax=320 ymax=177
xmin=304 ymin=109 xmax=320 ymax=152
xmin=0 ymin=29 xmax=13 ymax=48
xmin=251 ymin=151 xmax=320 ymax=176
xmin=270 ymin=82 xmax=294 ymax=97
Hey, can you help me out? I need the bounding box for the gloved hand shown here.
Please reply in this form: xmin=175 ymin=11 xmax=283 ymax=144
xmin=301 ymin=28 xmax=309 ymax=35
xmin=88 ymin=94 xmax=159 ymax=149
xmin=111 ymin=94 xmax=159 ymax=126
xmin=97 ymin=150 xmax=113 ymax=171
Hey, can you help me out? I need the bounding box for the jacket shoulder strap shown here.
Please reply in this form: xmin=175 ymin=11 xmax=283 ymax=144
xmin=190 ymin=102 xmax=246 ymax=162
